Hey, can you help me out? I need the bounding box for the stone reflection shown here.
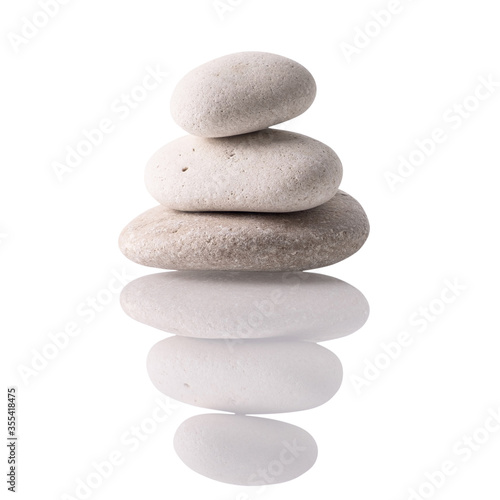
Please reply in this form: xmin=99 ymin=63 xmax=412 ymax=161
xmin=174 ymin=414 xmax=318 ymax=486
xmin=121 ymin=270 xmax=369 ymax=485
xmin=121 ymin=270 xmax=369 ymax=342
xmin=147 ymin=336 xmax=343 ymax=414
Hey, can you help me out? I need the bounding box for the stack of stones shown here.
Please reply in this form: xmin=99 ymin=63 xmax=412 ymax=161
xmin=119 ymin=52 xmax=370 ymax=485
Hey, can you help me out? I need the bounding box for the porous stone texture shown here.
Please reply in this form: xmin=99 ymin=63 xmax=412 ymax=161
xmin=147 ymin=336 xmax=343 ymax=414
xmin=145 ymin=129 xmax=342 ymax=213
xmin=170 ymin=52 xmax=317 ymax=138
xmin=118 ymin=191 xmax=369 ymax=272
xmin=174 ymin=414 xmax=318 ymax=485
xmin=121 ymin=271 xmax=369 ymax=341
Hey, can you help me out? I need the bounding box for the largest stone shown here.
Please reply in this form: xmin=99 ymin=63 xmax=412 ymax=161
xmin=118 ymin=191 xmax=369 ymax=272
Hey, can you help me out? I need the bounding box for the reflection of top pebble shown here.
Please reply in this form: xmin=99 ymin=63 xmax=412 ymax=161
xmin=170 ymin=51 xmax=317 ymax=138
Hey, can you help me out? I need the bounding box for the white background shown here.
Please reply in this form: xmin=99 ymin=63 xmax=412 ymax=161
xmin=1 ymin=0 xmax=500 ymax=499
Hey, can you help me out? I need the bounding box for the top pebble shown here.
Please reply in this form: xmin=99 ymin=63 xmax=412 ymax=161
xmin=170 ymin=51 xmax=317 ymax=138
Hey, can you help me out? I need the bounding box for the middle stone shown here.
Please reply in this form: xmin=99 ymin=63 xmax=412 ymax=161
xmin=145 ymin=128 xmax=343 ymax=213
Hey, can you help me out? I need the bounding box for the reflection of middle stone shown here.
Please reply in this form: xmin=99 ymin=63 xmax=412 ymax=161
xmin=148 ymin=336 xmax=342 ymax=414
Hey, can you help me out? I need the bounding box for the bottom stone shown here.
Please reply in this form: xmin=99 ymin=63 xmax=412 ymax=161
xmin=119 ymin=191 xmax=369 ymax=271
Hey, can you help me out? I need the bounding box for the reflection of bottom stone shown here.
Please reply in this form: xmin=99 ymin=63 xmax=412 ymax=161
xmin=121 ymin=271 xmax=369 ymax=341
xmin=174 ymin=413 xmax=318 ymax=486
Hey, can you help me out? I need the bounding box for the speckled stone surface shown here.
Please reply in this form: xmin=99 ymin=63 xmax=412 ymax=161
xmin=170 ymin=52 xmax=317 ymax=138
xmin=118 ymin=191 xmax=369 ymax=272
xmin=174 ymin=414 xmax=318 ymax=485
xmin=147 ymin=336 xmax=342 ymax=414
xmin=145 ymin=129 xmax=342 ymax=213
xmin=121 ymin=271 xmax=369 ymax=341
